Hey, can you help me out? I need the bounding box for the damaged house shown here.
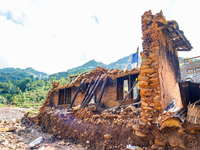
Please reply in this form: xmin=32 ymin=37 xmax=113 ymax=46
xmin=35 ymin=10 xmax=200 ymax=150
xmin=49 ymin=67 xmax=139 ymax=109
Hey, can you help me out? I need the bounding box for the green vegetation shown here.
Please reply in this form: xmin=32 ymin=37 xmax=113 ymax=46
xmin=0 ymin=76 xmax=63 ymax=107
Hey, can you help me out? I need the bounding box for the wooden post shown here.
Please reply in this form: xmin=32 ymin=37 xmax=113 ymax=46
xmin=129 ymin=75 xmax=131 ymax=100
xmin=64 ymin=88 xmax=66 ymax=104
xmin=67 ymin=79 xmax=85 ymax=111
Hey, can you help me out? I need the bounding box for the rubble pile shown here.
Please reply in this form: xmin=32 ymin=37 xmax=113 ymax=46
xmin=37 ymin=105 xmax=153 ymax=149
xmin=36 ymin=103 xmax=200 ymax=149
xmin=64 ymin=66 xmax=139 ymax=88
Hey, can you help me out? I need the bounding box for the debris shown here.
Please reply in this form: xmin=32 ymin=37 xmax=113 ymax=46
xmin=29 ymin=136 xmax=43 ymax=147
xmin=0 ymin=126 xmax=17 ymax=132
xmin=187 ymin=100 xmax=200 ymax=124
xmin=160 ymin=117 xmax=182 ymax=130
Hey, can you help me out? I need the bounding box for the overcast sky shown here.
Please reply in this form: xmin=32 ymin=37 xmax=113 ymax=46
xmin=0 ymin=0 xmax=199 ymax=74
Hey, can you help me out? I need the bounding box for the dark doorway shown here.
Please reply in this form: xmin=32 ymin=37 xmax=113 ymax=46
xmin=58 ymin=88 xmax=71 ymax=105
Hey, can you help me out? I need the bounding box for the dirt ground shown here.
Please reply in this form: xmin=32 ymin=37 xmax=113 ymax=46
xmin=0 ymin=107 xmax=86 ymax=150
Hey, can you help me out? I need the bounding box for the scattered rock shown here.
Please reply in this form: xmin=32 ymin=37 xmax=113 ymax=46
xmin=29 ymin=136 xmax=43 ymax=147
xmin=0 ymin=126 xmax=17 ymax=132
xmin=155 ymin=139 xmax=165 ymax=147
xmin=135 ymin=131 xmax=146 ymax=137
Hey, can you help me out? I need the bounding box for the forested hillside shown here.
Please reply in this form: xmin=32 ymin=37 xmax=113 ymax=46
xmin=50 ymin=54 xmax=136 ymax=79
xmin=0 ymin=67 xmax=48 ymax=82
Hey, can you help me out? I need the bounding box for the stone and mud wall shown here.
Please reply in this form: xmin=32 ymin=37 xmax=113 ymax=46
xmin=139 ymin=11 xmax=182 ymax=124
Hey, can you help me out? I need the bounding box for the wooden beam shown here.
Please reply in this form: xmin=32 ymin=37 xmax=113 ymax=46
xmin=96 ymin=75 xmax=108 ymax=104
xmin=184 ymin=56 xmax=200 ymax=62
xmin=64 ymin=88 xmax=66 ymax=104
xmin=176 ymin=48 xmax=190 ymax=51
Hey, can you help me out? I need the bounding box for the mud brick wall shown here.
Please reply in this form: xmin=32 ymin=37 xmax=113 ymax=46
xmin=139 ymin=11 xmax=182 ymax=123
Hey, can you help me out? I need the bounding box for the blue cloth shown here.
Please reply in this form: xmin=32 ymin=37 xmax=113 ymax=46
xmin=131 ymin=52 xmax=138 ymax=64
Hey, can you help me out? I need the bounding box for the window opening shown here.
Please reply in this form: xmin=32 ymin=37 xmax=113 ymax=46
xmin=89 ymin=84 xmax=96 ymax=104
xmin=195 ymin=67 xmax=200 ymax=73
xmin=186 ymin=68 xmax=194 ymax=74
xmin=124 ymin=79 xmax=129 ymax=98
xmin=117 ymin=75 xmax=139 ymax=100
xmin=58 ymin=89 xmax=65 ymax=105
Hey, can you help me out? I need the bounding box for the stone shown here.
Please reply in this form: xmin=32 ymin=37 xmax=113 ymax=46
xmin=44 ymin=146 xmax=56 ymax=150
xmin=141 ymin=59 xmax=152 ymax=65
xmin=0 ymin=126 xmax=17 ymax=132
xmin=138 ymin=75 xmax=149 ymax=81
xmin=150 ymin=81 xmax=160 ymax=87
xmin=58 ymin=140 xmax=65 ymax=145
xmin=160 ymin=117 xmax=182 ymax=130
xmin=142 ymin=106 xmax=153 ymax=111
xmin=149 ymin=77 xmax=159 ymax=83
xmin=150 ymin=73 xmax=158 ymax=78
xmin=139 ymin=81 xmax=148 ymax=88
xmin=124 ymin=105 xmax=136 ymax=112
xmin=135 ymin=131 xmax=146 ymax=137
xmin=151 ymin=144 xmax=158 ymax=150
xmin=149 ymin=53 xmax=159 ymax=61
xmin=135 ymin=146 xmax=143 ymax=150
xmin=86 ymin=140 xmax=90 ymax=143
xmin=104 ymin=134 xmax=112 ymax=139
xmin=132 ymin=124 xmax=140 ymax=131
xmin=140 ymin=69 xmax=155 ymax=74
xmin=155 ymin=139 xmax=165 ymax=147
xmin=29 ymin=136 xmax=43 ymax=147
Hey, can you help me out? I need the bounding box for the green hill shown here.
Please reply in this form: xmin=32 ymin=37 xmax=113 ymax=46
xmin=0 ymin=67 xmax=48 ymax=82
xmin=50 ymin=54 xmax=141 ymax=79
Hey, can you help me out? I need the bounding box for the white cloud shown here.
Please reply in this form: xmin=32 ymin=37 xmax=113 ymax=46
xmin=0 ymin=0 xmax=199 ymax=74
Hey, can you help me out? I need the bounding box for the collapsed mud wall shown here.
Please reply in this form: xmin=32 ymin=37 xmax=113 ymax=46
xmin=139 ymin=11 xmax=184 ymax=123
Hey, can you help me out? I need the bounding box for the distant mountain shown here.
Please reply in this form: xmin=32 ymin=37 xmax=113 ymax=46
xmin=50 ymin=60 xmax=107 ymax=78
xmin=0 ymin=54 xmax=141 ymax=82
xmin=0 ymin=67 xmax=48 ymax=82
xmin=50 ymin=54 xmax=141 ymax=78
